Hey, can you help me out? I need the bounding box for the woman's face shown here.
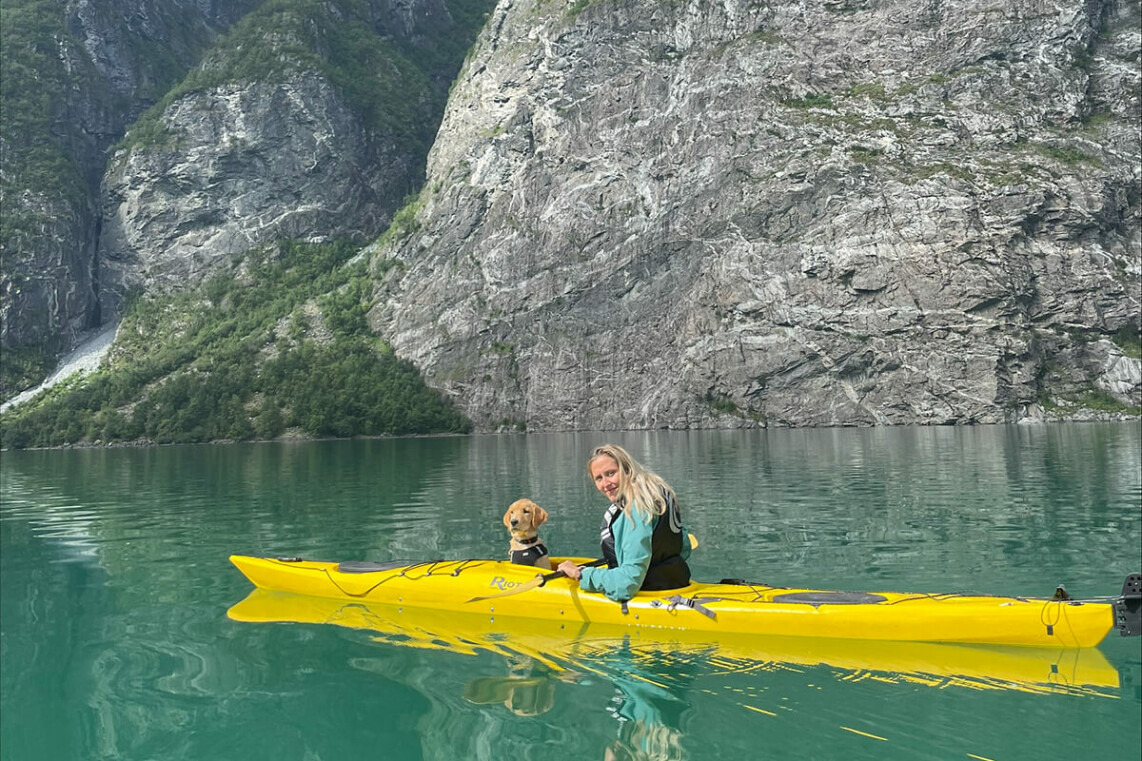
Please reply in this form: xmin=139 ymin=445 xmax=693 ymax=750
xmin=589 ymin=455 xmax=622 ymax=502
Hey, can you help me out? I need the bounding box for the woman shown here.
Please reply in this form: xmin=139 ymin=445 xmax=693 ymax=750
xmin=557 ymin=444 xmax=691 ymax=602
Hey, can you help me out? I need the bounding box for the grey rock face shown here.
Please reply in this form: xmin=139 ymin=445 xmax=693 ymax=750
xmin=371 ymin=0 xmax=1141 ymax=430
xmin=0 ymin=193 xmax=99 ymax=353
xmin=99 ymin=75 xmax=415 ymax=307
xmin=95 ymin=0 xmax=463 ymax=314
xmin=64 ymin=0 xmax=257 ymax=108
xmin=1 ymin=0 xmax=260 ymax=392
xmin=1 ymin=0 xmax=457 ymax=395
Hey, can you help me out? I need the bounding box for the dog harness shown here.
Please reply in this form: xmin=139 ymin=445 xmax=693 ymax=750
xmin=509 ymin=540 xmax=550 ymax=567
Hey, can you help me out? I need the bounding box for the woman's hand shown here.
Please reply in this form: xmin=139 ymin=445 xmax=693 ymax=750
xmin=557 ymin=560 xmax=582 ymax=580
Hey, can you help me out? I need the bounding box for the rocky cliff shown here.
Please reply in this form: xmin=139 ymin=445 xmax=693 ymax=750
xmin=95 ymin=0 xmax=470 ymax=313
xmin=3 ymin=0 xmax=1139 ymax=434
xmin=370 ymin=0 xmax=1141 ymax=430
xmin=0 ymin=0 xmax=263 ymax=393
xmin=1 ymin=0 xmax=488 ymax=398
xmin=98 ymin=74 xmax=412 ymax=308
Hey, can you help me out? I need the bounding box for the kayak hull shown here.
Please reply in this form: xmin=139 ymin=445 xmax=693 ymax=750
xmin=229 ymin=555 xmax=1117 ymax=648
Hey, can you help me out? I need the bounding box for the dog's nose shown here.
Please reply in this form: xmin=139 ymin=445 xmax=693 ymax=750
xmin=510 ymin=519 xmax=519 ymax=527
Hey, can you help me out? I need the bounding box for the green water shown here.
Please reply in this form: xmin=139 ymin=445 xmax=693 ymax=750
xmin=1 ymin=424 xmax=1140 ymax=760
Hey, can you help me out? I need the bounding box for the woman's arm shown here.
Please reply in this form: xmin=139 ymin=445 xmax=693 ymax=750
xmin=579 ymin=510 xmax=654 ymax=601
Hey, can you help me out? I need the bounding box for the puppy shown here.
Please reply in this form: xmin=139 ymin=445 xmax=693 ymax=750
xmin=503 ymin=498 xmax=552 ymax=569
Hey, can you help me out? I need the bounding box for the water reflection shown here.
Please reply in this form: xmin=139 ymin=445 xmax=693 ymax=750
xmin=228 ymin=589 xmax=1123 ymax=698
xmin=0 ymin=439 xmax=469 ymax=579
xmin=227 ymin=589 xmax=1127 ymax=760
xmin=463 ymin=667 xmax=562 ymax=717
xmin=615 ymin=424 xmax=1142 ymax=594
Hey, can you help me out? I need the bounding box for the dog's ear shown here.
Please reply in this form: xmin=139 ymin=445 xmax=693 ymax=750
xmin=503 ymin=507 xmax=514 ymax=528
xmin=533 ymin=504 xmax=548 ymax=526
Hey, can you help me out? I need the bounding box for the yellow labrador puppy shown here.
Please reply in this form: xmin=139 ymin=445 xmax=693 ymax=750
xmin=503 ymin=498 xmax=552 ymax=569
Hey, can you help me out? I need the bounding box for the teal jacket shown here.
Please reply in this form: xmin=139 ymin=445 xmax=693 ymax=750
xmin=579 ymin=509 xmax=692 ymax=602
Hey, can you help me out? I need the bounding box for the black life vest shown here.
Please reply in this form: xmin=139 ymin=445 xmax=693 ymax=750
xmin=599 ymin=492 xmax=690 ymax=591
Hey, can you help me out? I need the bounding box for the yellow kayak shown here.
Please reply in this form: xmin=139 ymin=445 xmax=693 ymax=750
xmin=229 ymin=555 xmax=1140 ymax=648
xmin=226 ymin=587 xmax=1123 ymax=695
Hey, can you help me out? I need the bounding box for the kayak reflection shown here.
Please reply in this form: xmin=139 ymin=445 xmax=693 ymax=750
xmin=226 ymin=588 xmax=1121 ymax=698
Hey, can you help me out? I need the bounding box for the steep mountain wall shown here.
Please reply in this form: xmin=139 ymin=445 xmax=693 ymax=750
xmin=0 ymin=0 xmax=261 ymax=394
xmin=1 ymin=0 xmax=487 ymax=399
xmin=370 ymin=0 xmax=1141 ymax=430
xmin=95 ymin=0 xmax=479 ymax=323
xmin=98 ymin=74 xmax=413 ymax=303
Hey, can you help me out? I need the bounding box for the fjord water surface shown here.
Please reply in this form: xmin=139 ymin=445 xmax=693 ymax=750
xmin=2 ymin=423 xmax=1139 ymax=760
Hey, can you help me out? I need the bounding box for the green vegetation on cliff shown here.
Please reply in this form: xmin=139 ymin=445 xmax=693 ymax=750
xmin=0 ymin=1 xmax=84 ymax=204
xmin=0 ymin=240 xmax=471 ymax=448
xmin=120 ymin=0 xmax=496 ymax=155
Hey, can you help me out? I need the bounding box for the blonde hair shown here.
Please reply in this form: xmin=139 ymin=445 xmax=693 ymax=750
xmin=587 ymin=444 xmax=677 ymax=521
